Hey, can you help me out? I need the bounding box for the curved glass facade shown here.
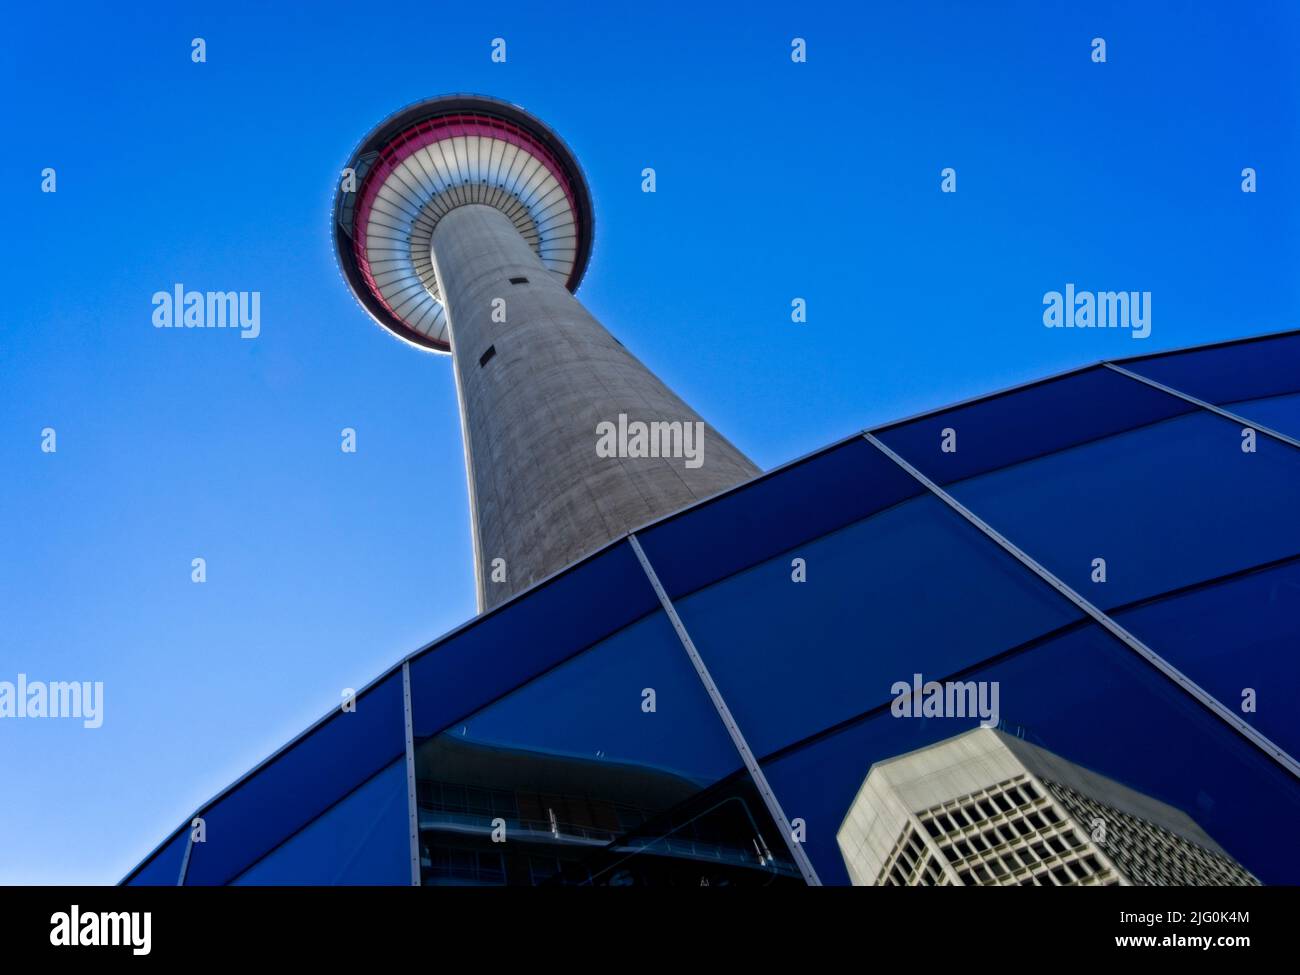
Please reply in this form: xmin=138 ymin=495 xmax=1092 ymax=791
xmin=123 ymin=329 xmax=1300 ymax=886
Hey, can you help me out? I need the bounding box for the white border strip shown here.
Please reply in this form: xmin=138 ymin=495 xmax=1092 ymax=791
xmin=863 ymin=432 xmax=1300 ymax=781
xmin=628 ymin=534 xmax=823 ymax=885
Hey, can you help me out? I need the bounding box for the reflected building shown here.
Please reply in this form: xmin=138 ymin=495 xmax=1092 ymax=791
xmin=416 ymin=736 xmax=800 ymax=886
xmin=837 ymin=728 xmax=1259 ymax=886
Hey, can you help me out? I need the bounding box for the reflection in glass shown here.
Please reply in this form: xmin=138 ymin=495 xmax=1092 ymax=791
xmin=417 ymin=741 xmax=797 ymax=886
xmin=413 ymin=611 xmax=801 ymax=886
xmin=763 ymin=625 xmax=1300 ymax=885
xmin=838 ymin=727 xmax=1257 ymax=886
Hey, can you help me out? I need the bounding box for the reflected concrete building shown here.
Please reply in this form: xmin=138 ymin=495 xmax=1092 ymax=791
xmin=334 ymin=95 xmax=758 ymax=609
xmin=837 ymin=728 xmax=1259 ymax=886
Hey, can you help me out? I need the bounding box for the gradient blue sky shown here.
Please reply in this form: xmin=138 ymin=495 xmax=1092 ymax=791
xmin=1 ymin=1 xmax=1296 ymax=884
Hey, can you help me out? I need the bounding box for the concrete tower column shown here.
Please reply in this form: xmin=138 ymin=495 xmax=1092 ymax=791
xmin=432 ymin=203 xmax=759 ymax=607
xmin=335 ymin=95 xmax=761 ymax=611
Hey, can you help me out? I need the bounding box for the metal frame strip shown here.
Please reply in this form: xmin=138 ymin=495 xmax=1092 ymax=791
xmin=176 ymin=829 xmax=194 ymax=886
xmin=628 ymin=534 xmax=823 ymax=886
xmin=1103 ymin=361 xmax=1300 ymax=451
xmin=402 ymin=661 xmax=421 ymax=887
xmin=863 ymin=432 xmax=1300 ymax=781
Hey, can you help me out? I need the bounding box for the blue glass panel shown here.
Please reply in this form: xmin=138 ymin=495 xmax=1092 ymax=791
xmin=673 ymin=493 xmax=1082 ymax=757
xmin=185 ymin=670 xmax=405 ymax=885
xmin=123 ymin=828 xmax=187 ymax=886
xmin=409 ymin=540 xmax=659 ymax=739
xmin=947 ymin=410 xmax=1300 ymax=609
xmin=1116 ymin=558 xmax=1300 ymax=760
xmin=636 ymin=436 xmax=923 ymax=599
xmin=1222 ymin=392 xmax=1300 ymax=441
xmin=763 ymin=625 xmax=1300 ymax=885
xmin=1121 ymin=332 xmax=1300 ymax=406
xmin=875 ymin=366 xmax=1195 ymax=486
xmin=414 ymin=611 xmax=802 ymax=886
xmin=232 ymin=759 xmax=408 ymax=885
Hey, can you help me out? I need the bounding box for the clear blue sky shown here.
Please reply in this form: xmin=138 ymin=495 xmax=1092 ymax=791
xmin=1 ymin=1 xmax=1296 ymax=884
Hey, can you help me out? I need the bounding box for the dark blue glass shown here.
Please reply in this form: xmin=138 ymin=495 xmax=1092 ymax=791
xmin=232 ymin=759 xmax=409 ymax=885
xmin=636 ymin=436 xmax=923 ymax=599
xmin=875 ymin=366 xmax=1195 ymax=486
xmin=1121 ymin=331 xmax=1300 ymax=406
xmin=1116 ymin=558 xmax=1300 ymax=760
xmin=762 ymin=625 xmax=1300 ymax=885
xmin=409 ymin=540 xmax=660 ymax=740
xmin=673 ymin=492 xmax=1083 ymax=758
xmin=184 ymin=670 xmax=405 ymax=885
xmin=1222 ymin=392 xmax=1300 ymax=441
xmin=413 ymin=611 xmax=801 ymax=886
xmin=947 ymin=410 xmax=1300 ymax=609
xmin=123 ymin=827 xmax=187 ymax=886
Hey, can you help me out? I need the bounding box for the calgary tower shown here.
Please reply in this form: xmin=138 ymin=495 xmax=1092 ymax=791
xmin=334 ymin=95 xmax=759 ymax=609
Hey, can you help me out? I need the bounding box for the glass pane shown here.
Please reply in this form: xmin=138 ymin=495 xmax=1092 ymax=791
xmin=591 ymin=774 xmax=797 ymax=888
xmin=123 ymin=828 xmax=187 ymax=886
xmin=1116 ymin=558 xmax=1300 ymax=759
xmin=762 ymin=625 xmax=1298 ymax=886
xmin=414 ymin=610 xmax=802 ymax=886
xmin=636 ymin=436 xmax=923 ymax=599
xmin=944 ymin=410 xmax=1300 ymax=609
xmin=672 ymin=493 xmax=1083 ymax=757
xmin=1121 ymin=332 xmax=1300 ymax=407
xmin=184 ymin=670 xmax=405 ymax=885
xmin=409 ymin=540 xmax=660 ymax=740
xmin=1222 ymin=392 xmax=1300 ymax=441
xmin=874 ymin=366 xmax=1196 ymax=486
xmin=232 ymin=759 xmax=409 ymax=885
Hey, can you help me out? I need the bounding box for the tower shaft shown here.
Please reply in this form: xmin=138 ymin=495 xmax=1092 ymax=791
xmin=431 ymin=204 xmax=759 ymax=608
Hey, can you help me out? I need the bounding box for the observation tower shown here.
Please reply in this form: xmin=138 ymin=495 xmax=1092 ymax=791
xmin=334 ymin=95 xmax=759 ymax=609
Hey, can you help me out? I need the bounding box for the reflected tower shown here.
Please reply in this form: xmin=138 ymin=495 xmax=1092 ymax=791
xmin=334 ymin=95 xmax=759 ymax=609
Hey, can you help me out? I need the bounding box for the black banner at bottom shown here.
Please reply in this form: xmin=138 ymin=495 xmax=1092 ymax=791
xmin=0 ymin=885 xmax=1288 ymax=961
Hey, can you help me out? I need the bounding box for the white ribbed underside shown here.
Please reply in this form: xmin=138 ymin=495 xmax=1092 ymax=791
xmin=363 ymin=134 xmax=579 ymax=346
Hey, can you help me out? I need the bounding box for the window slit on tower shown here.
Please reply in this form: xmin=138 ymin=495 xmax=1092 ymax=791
xmin=509 ymin=276 xmax=529 ymax=285
xmin=479 ymin=345 xmax=497 ymax=368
